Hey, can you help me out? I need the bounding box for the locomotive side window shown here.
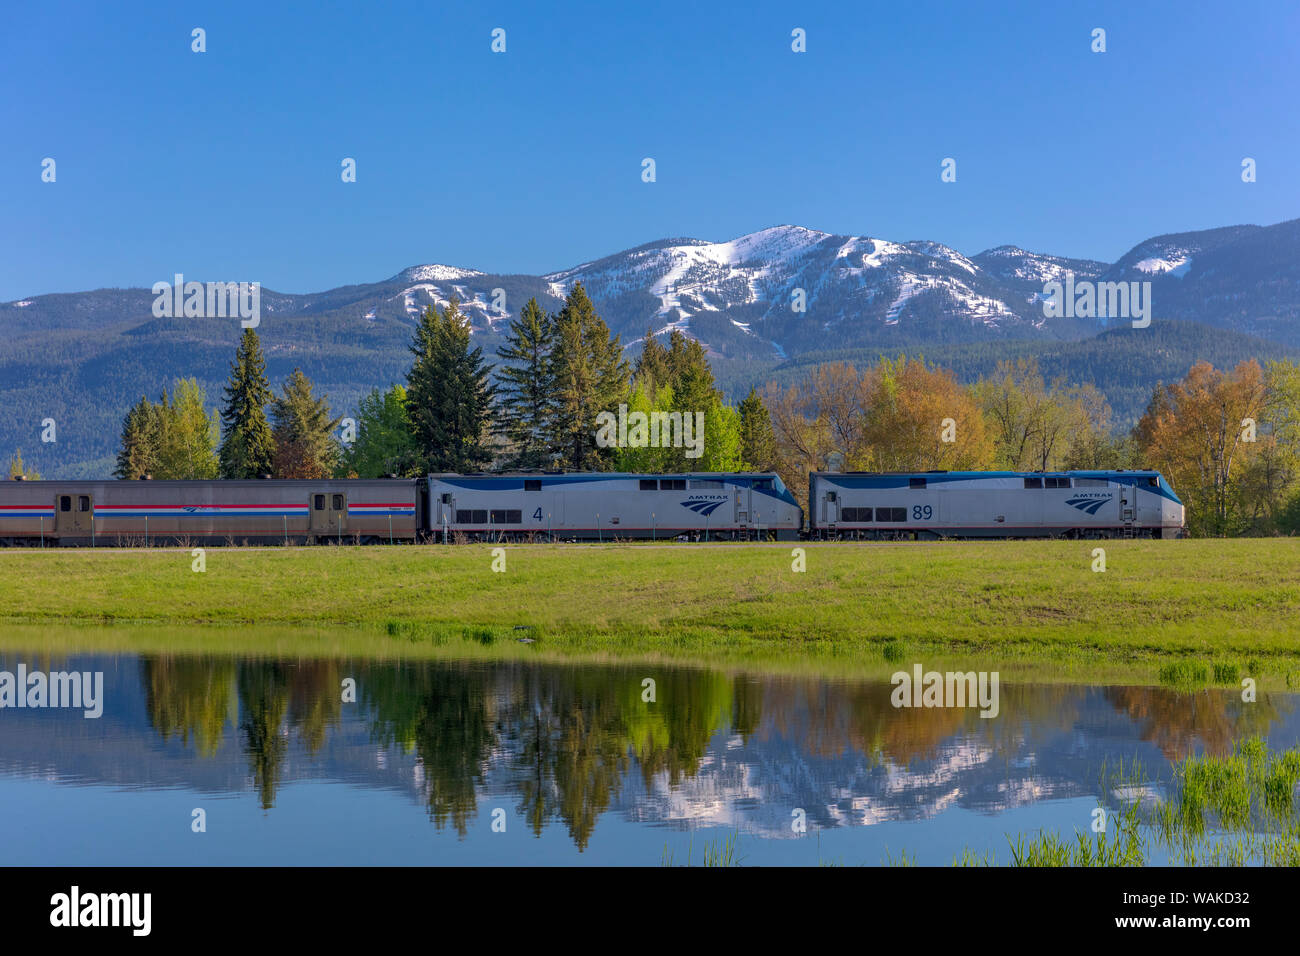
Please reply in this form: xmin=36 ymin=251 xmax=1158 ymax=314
xmin=660 ymin=479 xmax=686 ymax=491
xmin=490 ymin=509 xmax=523 ymax=524
xmin=1045 ymin=477 xmax=1072 ymax=489
xmin=878 ymin=507 xmax=906 ymax=522
xmin=841 ymin=507 xmax=872 ymax=521
xmin=78 ymin=496 xmax=90 ymax=511
xmin=1147 ymin=477 xmax=1159 ymax=487
xmin=524 ymin=480 xmax=542 ymax=492
xmin=314 ymin=495 xmax=325 ymax=510
xmin=456 ymin=510 xmax=472 ymax=523
xmin=909 ymin=478 xmax=927 ymax=489
xmin=60 ymin=496 xmax=72 ymax=512
xmin=472 ymin=510 xmax=487 ymax=523
xmin=753 ymin=478 xmax=773 ymax=490
xmin=1024 ymin=477 xmax=1043 ymax=489
xmin=639 ymin=480 xmax=657 ymax=491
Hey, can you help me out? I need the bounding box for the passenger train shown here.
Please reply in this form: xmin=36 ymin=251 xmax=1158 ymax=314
xmin=0 ymin=469 xmax=1183 ymax=545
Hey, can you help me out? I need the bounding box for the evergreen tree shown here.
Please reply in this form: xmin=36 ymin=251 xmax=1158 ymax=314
xmin=405 ymin=297 xmax=498 ymax=473
xmin=218 ymin=328 xmax=276 ymax=478
xmin=114 ymin=396 xmax=162 ymax=479
xmin=663 ymin=329 xmax=709 ymax=390
xmin=496 ymin=297 xmax=555 ymax=469
xmin=738 ymin=387 xmax=778 ymax=471
xmin=634 ymin=325 xmax=669 ymax=397
xmin=547 ymin=283 xmax=629 ymax=470
xmin=338 ymin=385 xmax=420 ymax=478
xmin=270 ymin=368 xmax=341 ymax=479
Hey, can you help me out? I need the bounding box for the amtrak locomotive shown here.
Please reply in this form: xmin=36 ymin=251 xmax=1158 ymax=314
xmin=426 ymin=472 xmax=804 ymax=541
xmin=808 ymin=470 xmax=1185 ymax=540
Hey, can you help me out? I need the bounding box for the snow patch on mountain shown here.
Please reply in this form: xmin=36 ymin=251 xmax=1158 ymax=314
xmin=1134 ymin=255 xmax=1192 ymax=276
xmin=398 ymin=264 xmax=484 ymax=283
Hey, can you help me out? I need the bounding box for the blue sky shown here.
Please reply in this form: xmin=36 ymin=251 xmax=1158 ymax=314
xmin=2 ymin=0 xmax=1297 ymax=300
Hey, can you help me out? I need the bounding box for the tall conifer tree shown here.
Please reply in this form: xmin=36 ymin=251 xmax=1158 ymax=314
xmin=405 ymin=297 xmax=497 ymax=472
xmin=114 ymin=396 xmax=162 ymax=479
xmin=218 ymin=328 xmax=275 ymax=478
xmin=270 ymin=369 xmax=341 ymax=479
xmin=634 ymin=325 xmax=669 ymax=397
xmin=547 ymin=283 xmax=629 ymax=470
xmin=738 ymin=387 xmax=778 ymax=471
xmin=496 ymin=297 xmax=555 ymax=469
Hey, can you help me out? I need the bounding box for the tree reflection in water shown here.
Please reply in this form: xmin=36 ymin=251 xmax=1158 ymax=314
xmin=131 ymin=654 xmax=1295 ymax=847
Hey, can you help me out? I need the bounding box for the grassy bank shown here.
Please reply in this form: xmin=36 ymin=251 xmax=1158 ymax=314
xmin=1 ymin=539 xmax=1298 ymax=676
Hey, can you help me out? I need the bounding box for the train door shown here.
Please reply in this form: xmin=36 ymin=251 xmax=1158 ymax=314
xmin=1119 ymin=484 xmax=1136 ymax=528
xmin=54 ymin=492 xmax=94 ymax=535
xmin=309 ymin=492 xmax=347 ymax=538
xmin=824 ymin=490 xmax=839 ymax=525
xmin=435 ymin=490 xmax=454 ymax=535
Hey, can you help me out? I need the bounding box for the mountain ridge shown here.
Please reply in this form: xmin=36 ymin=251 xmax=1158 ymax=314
xmin=4 ymin=217 xmax=1300 ymax=477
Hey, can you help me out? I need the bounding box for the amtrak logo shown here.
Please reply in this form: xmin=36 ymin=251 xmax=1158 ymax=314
xmin=1065 ymin=495 xmax=1112 ymax=515
xmin=681 ymin=499 xmax=726 ymax=517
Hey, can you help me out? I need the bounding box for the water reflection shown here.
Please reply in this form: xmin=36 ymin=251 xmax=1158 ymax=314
xmin=1 ymin=653 xmax=1296 ymax=858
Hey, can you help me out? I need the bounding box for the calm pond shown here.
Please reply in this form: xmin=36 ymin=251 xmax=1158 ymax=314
xmin=0 ymin=651 xmax=1295 ymax=865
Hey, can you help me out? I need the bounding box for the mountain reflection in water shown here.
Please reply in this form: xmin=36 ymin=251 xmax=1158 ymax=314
xmin=0 ymin=653 xmax=1296 ymax=863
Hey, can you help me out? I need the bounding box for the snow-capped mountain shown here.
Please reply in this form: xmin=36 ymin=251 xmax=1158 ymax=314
xmin=5 ymin=217 xmax=1300 ymax=477
xmin=8 ymin=219 xmax=1300 ymax=361
xmin=541 ymin=226 xmax=1046 ymax=357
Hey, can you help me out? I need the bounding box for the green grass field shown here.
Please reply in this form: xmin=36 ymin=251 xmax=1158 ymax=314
xmin=1 ymin=539 xmax=1298 ymax=681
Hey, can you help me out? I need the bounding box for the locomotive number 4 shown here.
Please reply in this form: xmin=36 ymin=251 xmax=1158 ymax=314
xmin=532 ymin=508 xmax=543 ymax=522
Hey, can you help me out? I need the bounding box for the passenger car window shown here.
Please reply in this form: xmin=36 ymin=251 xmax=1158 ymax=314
xmin=332 ymin=494 xmax=344 ymax=511
xmin=314 ymin=495 xmax=325 ymax=510
xmin=78 ymin=496 xmax=90 ymax=512
xmin=60 ymin=496 xmax=72 ymax=512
